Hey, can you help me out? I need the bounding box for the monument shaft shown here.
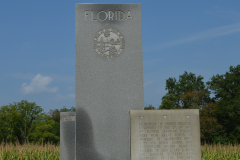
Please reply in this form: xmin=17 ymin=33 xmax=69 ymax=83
xmin=75 ymin=4 xmax=143 ymax=160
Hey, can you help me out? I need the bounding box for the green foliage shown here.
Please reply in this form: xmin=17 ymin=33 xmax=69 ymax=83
xmin=60 ymin=106 xmax=75 ymax=112
xmin=159 ymin=71 xmax=210 ymax=109
xmin=0 ymin=100 xmax=75 ymax=145
xmin=200 ymin=102 xmax=224 ymax=143
xmin=144 ymin=104 xmax=156 ymax=110
xmin=0 ymin=100 xmax=42 ymax=144
xmin=207 ymin=65 xmax=240 ymax=143
xmin=159 ymin=93 xmax=179 ymax=109
xmin=0 ymin=104 xmax=20 ymax=143
xmin=29 ymin=113 xmax=59 ymax=144
xmin=159 ymin=65 xmax=240 ymax=144
xmin=159 ymin=71 xmax=224 ymax=143
xmin=16 ymin=100 xmax=43 ymax=143
xmin=28 ymin=106 xmax=75 ymax=145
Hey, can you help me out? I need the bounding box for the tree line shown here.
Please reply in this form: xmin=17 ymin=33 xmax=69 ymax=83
xmin=0 ymin=101 xmax=75 ymax=145
xmin=145 ymin=65 xmax=240 ymax=144
xmin=1 ymin=65 xmax=239 ymax=144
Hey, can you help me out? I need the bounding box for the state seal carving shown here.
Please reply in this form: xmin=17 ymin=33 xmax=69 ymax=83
xmin=94 ymin=28 xmax=125 ymax=59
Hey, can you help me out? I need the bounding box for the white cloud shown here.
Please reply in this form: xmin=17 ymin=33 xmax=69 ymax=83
xmin=21 ymin=74 xmax=58 ymax=94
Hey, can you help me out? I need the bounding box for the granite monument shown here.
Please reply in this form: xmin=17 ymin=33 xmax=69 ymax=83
xmin=75 ymin=4 xmax=143 ymax=160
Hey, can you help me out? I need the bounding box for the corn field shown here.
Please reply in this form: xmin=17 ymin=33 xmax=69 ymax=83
xmin=201 ymin=143 xmax=240 ymax=160
xmin=0 ymin=143 xmax=239 ymax=160
xmin=0 ymin=143 xmax=60 ymax=160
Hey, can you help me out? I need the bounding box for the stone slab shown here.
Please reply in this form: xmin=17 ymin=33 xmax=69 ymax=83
xmin=60 ymin=112 xmax=75 ymax=160
xmin=130 ymin=110 xmax=201 ymax=160
xmin=75 ymin=4 xmax=143 ymax=160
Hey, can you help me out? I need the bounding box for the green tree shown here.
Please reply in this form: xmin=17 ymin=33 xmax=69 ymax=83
xmin=48 ymin=109 xmax=61 ymax=143
xmin=49 ymin=109 xmax=60 ymax=123
xmin=0 ymin=101 xmax=76 ymax=144
xmin=159 ymin=93 xmax=179 ymax=109
xmin=159 ymin=72 xmax=222 ymax=143
xmin=159 ymin=71 xmax=210 ymax=109
xmin=29 ymin=113 xmax=59 ymax=144
xmin=0 ymin=100 xmax=43 ymax=144
xmin=144 ymin=104 xmax=156 ymax=110
xmin=0 ymin=104 xmax=20 ymax=143
xmin=200 ymin=102 xmax=223 ymax=143
xmin=16 ymin=100 xmax=43 ymax=143
xmin=207 ymin=65 xmax=240 ymax=143
xmin=0 ymin=118 xmax=6 ymax=142
xmin=60 ymin=106 xmax=75 ymax=112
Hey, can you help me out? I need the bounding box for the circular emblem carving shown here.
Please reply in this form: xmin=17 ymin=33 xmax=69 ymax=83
xmin=94 ymin=28 xmax=125 ymax=59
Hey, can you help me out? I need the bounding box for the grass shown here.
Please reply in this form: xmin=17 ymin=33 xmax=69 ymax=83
xmin=0 ymin=143 xmax=239 ymax=159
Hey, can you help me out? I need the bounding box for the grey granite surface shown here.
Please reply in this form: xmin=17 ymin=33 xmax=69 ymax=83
xmin=130 ymin=110 xmax=201 ymax=160
xmin=75 ymin=4 xmax=143 ymax=160
xmin=60 ymin=112 xmax=75 ymax=160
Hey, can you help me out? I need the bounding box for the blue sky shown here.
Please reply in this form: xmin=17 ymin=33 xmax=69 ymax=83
xmin=1 ymin=1 xmax=240 ymax=111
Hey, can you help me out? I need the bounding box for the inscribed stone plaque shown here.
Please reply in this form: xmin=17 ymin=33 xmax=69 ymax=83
xmin=75 ymin=4 xmax=143 ymax=160
xmin=130 ymin=110 xmax=201 ymax=160
xmin=60 ymin=112 xmax=75 ymax=160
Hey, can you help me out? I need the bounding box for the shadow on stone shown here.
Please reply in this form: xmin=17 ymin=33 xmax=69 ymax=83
xmin=76 ymin=108 xmax=104 ymax=160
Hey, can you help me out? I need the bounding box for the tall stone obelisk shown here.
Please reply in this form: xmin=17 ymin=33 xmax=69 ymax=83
xmin=75 ymin=4 xmax=143 ymax=159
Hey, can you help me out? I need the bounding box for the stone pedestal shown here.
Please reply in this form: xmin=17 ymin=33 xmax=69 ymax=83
xmin=60 ymin=112 xmax=75 ymax=160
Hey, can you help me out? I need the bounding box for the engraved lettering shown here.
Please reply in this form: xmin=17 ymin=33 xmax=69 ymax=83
xmin=85 ymin=10 xmax=133 ymax=21
xmin=115 ymin=11 xmax=118 ymax=20
xmin=139 ymin=134 xmax=147 ymax=137
xmin=84 ymin=10 xmax=90 ymax=20
xmin=60 ymin=115 xmax=75 ymax=121
xmin=126 ymin=10 xmax=133 ymax=20
xmin=108 ymin=11 xmax=114 ymax=20
xmin=137 ymin=119 xmax=195 ymax=160
xmin=91 ymin=10 xmax=97 ymax=20
xmin=97 ymin=11 xmax=108 ymax=21
xmin=118 ymin=11 xmax=124 ymax=21
xmin=165 ymin=122 xmax=176 ymax=125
